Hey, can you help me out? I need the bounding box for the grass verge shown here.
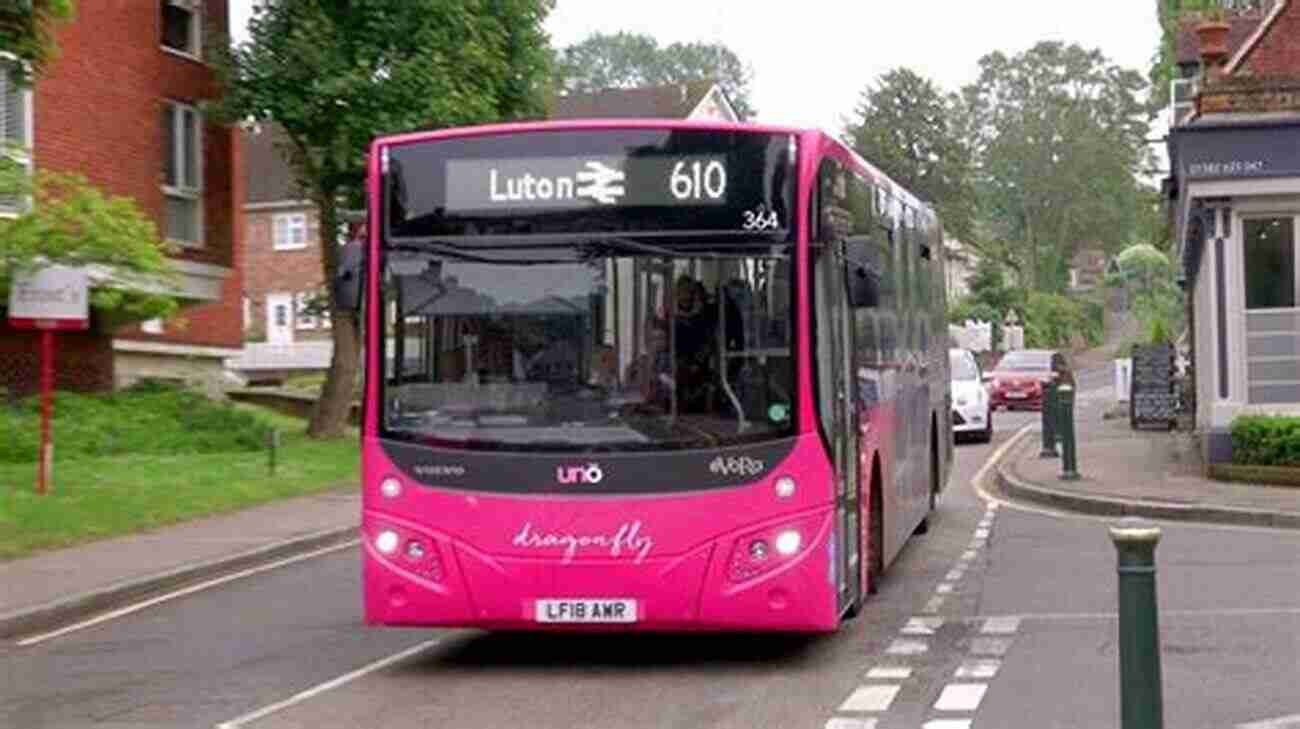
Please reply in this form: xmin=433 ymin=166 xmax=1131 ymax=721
xmin=0 ymin=401 xmax=357 ymax=561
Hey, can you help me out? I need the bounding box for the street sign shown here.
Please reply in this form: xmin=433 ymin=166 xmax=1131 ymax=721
xmin=8 ymin=265 xmax=90 ymax=331
xmin=7 ymin=265 xmax=90 ymax=495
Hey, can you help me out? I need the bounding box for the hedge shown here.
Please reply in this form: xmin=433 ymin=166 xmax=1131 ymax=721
xmin=1231 ymin=415 xmax=1300 ymax=467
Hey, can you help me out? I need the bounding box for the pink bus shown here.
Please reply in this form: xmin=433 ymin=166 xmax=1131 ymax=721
xmin=341 ymin=120 xmax=952 ymax=632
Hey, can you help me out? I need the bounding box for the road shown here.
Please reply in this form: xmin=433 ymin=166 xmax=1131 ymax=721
xmin=4 ymin=382 xmax=1299 ymax=729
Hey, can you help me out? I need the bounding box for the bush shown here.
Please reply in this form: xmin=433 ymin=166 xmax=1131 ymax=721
xmin=1022 ymin=292 xmax=1103 ymax=349
xmin=1231 ymin=415 xmax=1300 ymax=467
xmin=0 ymin=384 xmax=274 ymax=463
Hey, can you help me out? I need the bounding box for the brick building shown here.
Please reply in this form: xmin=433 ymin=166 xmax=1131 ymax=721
xmin=0 ymin=0 xmax=242 ymax=397
xmin=228 ymin=122 xmax=339 ymax=382
xmin=1166 ymin=0 xmax=1300 ymax=463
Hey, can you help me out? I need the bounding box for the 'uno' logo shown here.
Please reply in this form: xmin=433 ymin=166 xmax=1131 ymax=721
xmin=557 ymin=463 xmax=604 ymax=485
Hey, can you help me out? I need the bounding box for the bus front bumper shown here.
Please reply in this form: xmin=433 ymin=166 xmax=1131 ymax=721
xmin=361 ymin=508 xmax=841 ymax=632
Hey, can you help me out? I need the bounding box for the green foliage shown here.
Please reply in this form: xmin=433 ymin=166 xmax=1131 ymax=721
xmin=0 ymin=0 xmax=75 ymax=83
xmin=1022 ymin=292 xmax=1103 ymax=348
xmin=555 ymin=32 xmax=755 ymax=119
xmin=215 ymin=0 xmax=555 ymax=437
xmin=0 ymin=171 xmax=179 ymax=323
xmin=216 ymin=0 xmax=555 ymax=207
xmin=1149 ymin=316 xmax=1171 ymax=344
xmin=962 ymin=42 xmax=1151 ymax=293
xmin=0 ymin=384 xmax=273 ymax=463
xmin=842 ymin=68 xmax=976 ymax=242
xmin=1231 ymin=415 xmax=1300 ymax=467
xmin=1111 ymin=241 xmax=1184 ymax=345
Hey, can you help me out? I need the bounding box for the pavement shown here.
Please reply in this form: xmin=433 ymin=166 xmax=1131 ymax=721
xmin=991 ymin=390 xmax=1300 ymax=530
xmin=4 ymin=362 xmax=1298 ymax=644
xmin=0 ymin=488 xmax=358 ymax=640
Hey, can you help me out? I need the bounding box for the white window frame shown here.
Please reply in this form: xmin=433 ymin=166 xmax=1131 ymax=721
xmin=160 ymin=0 xmax=203 ymax=61
xmin=0 ymin=54 xmax=33 ymax=218
xmin=273 ymin=212 xmax=309 ymax=250
xmin=162 ymin=99 xmax=203 ymax=247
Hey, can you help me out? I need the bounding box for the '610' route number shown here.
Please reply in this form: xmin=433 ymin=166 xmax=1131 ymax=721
xmin=671 ymin=160 xmax=727 ymax=201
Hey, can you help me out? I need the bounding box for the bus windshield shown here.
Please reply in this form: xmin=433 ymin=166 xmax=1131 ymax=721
xmin=381 ymin=242 xmax=795 ymax=452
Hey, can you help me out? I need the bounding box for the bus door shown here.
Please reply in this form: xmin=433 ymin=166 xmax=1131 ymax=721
xmin=814 ymin=238 xmax=861 ymax=613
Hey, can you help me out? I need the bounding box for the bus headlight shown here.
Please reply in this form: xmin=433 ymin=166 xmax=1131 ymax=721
xmin=380 ymin=477 xmax=402 ymax=499
xmin=775 ymin=530 xmax=801 ymax=555
xmin=375 ymin=530 xmax=400 ymax=555
xmin=775 ymin=476 xmax=797 ymax=499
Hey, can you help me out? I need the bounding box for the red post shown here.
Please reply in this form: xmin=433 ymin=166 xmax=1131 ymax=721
xmin=38 ymin=329 xmax=54 ymax=494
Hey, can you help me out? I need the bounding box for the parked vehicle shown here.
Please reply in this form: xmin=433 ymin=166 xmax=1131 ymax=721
xmin=987 ymin=349 xmax=1073 ymax=411
xmin=950 ymin=348 xmax=992 ymax=443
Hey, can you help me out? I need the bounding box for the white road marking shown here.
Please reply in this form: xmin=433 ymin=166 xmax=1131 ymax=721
xmin=934 ymin=683 xmax=988 ymax=711
xmin=923 ymin=721 xmax=973 ymax=729
xmin=936 ymin=583 xmax=954 ymax=594
xmin=826 ymin=718 xmax=877 ymax=729
xmin=967 ymin=607 xmax=1300 ymax=622
xmin=955 ymin=659 xmax=1002 ymax=679
xmin=866 ymin=666 xmax=913 ymax=680
xmin=968 ymin=539 xmax=986 ymax=549
xmin=981 ymin=616 xmax=1021 ymax=634
xmin=946 ymin=568 xmax=965 ymax=581
xmin=970 ymin=637 xmax=1012 ymax=656
xmin=902 ymin=617 xmax=943 ymax=635
xmin=1237 ymin=713 xmax=1300 ymax=729
xmin=960 ymin=550 xmax=977 ymax=561
xmin=214 ymin=637 xmax=443 ymax=728
xmin=885 ymin=639 xmax=929 ymax=655
xmin=974 ymin=528 xmax=990 ymax=539
xmin=923 ymin=597 xmax=946 ymax=613
xmin=17 ymin=539 xmax=360 ymax=647
xmin=839 ymin=685 xmax=901 ymax=712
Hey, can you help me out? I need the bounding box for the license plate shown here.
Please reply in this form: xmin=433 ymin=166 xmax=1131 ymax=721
xmin=535 ymin=599 xmax=638 ymax=623
xmin=1006 ymin=392 xmax=1028 ymax=399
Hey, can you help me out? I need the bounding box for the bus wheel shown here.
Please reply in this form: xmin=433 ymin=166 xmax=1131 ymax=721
xmin=915 ymin=426 xmax=939 ymax=535
xmin=866 ymin=459 xmax=884 ymax=595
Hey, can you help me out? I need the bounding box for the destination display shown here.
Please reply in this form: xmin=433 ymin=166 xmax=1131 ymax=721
xmin=1130 ymin=343 xmax=1178 ymax=429
xmin=385 ymin=129 xmax=795 ymax=240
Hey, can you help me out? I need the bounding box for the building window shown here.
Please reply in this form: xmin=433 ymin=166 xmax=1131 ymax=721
xmin=1244 ymin=217 xmax=1296 ymax=310
xmin=162 ymin=100 xmax=203 ymax=246
xmin=161 ymin=0 xmax=202 ymax=58
xmin=273 ymin=212 xmax=309 ymax=250
xmin=1 ymin=58 xmax=32 ymax=215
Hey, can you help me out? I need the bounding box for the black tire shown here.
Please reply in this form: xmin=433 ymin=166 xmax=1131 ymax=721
xmin=866 ymin=461 xmax=883 ymax=595
xmin=914 ymin=425 xmax=939 ymax=535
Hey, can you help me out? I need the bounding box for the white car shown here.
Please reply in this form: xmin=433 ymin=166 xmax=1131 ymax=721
xmin=950 ymin=348 xmax=992 ymax=443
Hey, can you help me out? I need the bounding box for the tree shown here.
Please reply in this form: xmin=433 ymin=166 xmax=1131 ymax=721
xmin=217 ymin=0 xmax=554 ymax=438
xmin=963 ymin=42 xmax=1151 ymax=292
xmin=1 ymin=171 xmax=179 ymax=325
xmin=0 ymin=0 xmax=75 ymax=83
xmin=556 ymin=32 xmax=755 ymax=119
xmin=842 ymin=68 xmax=976 ymax=243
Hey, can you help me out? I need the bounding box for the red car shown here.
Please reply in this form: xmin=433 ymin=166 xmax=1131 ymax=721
xmin=987 ymin=349 xmax=1073 ymax=411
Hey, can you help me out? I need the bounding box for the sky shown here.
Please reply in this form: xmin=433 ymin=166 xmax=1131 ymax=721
xmin=229 ymin=0 xmax=1169 ymax=168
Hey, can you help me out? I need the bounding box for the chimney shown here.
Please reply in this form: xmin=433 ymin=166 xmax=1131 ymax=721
xmin=1193 ymin=15 xmax=1233 ymax=83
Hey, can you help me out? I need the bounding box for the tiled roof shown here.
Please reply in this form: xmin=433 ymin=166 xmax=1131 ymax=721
xmin=243 ymin=123 xmax=305 ymax=204
xmin=548 ymin=80 xmax=717 ymax=120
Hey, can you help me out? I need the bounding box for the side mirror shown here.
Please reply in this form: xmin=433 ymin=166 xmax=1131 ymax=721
xmin=333 ymin=241 xmax=364 ymax=312
xmin=847 ymin=264 xmax=881 ymax=308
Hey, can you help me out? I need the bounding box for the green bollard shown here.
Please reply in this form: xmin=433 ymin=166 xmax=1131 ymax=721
xmin=1039 ymin=380 xmax=1059 ymax=458
xmin=1058 ymin=383 xmax=1080 ymax=480
xmin=1109 ymin=519 xmax=1164 ymax=729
